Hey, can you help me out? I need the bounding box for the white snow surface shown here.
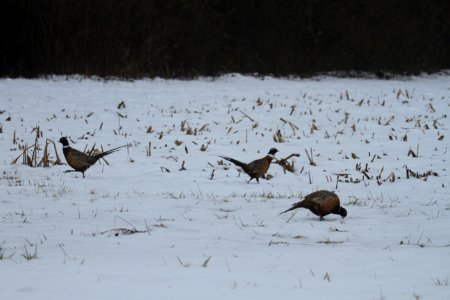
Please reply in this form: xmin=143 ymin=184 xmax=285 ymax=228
xmin=0 ymin=74 xmax=449 ymax=299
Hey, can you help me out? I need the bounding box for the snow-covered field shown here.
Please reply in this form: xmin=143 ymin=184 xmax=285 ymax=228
xmin=0 ymin=74 xmax=449 ymax=299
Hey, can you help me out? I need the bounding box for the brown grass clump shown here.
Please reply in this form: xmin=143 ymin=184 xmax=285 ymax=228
xmin=274 ymin=153 xmax=300 ymax=173
xmin=11 ymin=126 xmax=62 ymax=167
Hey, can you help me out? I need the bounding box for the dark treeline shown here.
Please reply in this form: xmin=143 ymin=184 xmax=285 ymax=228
xmin=1 ymin=0 xmax=448 ymax=78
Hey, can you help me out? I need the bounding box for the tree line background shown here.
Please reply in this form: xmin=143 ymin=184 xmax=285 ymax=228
xmin=1 ymin=0 xmax=448 ymax=78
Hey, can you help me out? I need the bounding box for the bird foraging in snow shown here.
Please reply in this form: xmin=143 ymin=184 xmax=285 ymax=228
xmin=280 ymin=190 xmax=347 ymax=221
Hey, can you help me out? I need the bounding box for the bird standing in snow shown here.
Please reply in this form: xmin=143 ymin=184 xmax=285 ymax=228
xmin=219 ymin=148 xmax=278 ymax=183
xmin=59 ymin=137 xmax=126 ymax=178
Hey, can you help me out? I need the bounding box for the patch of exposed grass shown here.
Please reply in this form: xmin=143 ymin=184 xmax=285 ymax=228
xmin=33 ymin=179 xmax=72 ymax=200
xmin=21 ymin=244 xmax=38 ymax=261
xmin=345 ymin=196 xmax=369 ymax=206
xmin=317 ymin=238 xmax=345 ymax=245
xmin=229 ymin=190 xmax=299 ymax=200
xmin=432 ymin=276 xmax=449 ymax=286
xmin=2 ymin=171 xmax=23 ymax=186
xmin=0 ymin=242 xmax=15 ymax=260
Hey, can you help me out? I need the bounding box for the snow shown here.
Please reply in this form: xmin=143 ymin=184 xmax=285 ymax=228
xmin=0 ymin=74 xmax=449 ymax=299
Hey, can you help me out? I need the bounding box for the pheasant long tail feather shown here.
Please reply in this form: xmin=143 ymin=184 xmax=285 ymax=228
xmin=99 ymin=144 xmax=127 ymax=157
xmin=279 ymin=202 xmax=303 ymax=215
xmin=219 ymin=155 xmax=247 ymax=169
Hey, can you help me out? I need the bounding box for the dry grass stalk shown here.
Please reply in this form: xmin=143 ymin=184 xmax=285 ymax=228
xmin=405 ymin=167 xmax=438 ymax=179
xmin=198 ymin=124 xmax=209 ymax=132
xmin=11 ymin=128 xmax=62 ymax=168
xmin=280 ymin=117 xmax=299 ymax=134
xmin=202 ymin=256 xmax=212 ymax=268
xmin=274 ymin=153 xmax=300 ymax=173
xmin=310 ymin=122 xmax=318 ymax=134
xmin=87 ymin=143 xmax=97 ymax=155
xmin=305 ymin=148 xmax=316 ymax=166
xmin=273 ymin=130 xmax=285 ymax=143
xmin=117 ymin=101 xmax=126 ymax=109
xmin=30 ymin=127 xmax=41 ymax=166
xmin=343 ymin=112 xmax=350 ymax=124
xmin=268 ymin=240 xmax=290 ymax=246
xmin=351 ymin=152 xmax=359 ymax=159
xmin=290 ymin=105 xmax=296 ymax=115
xmin=146 ymin=142 xmax=152 ymax=156
xmin=200 ymin=140 xmax=211 ymax=152
xmin=11 ymin=144 xmax=31 ymax=165
xmin=240 ymin=110 xmax=254 ymax=122
xmin=318 ymin=239 xmax=344 ymax=245
xmin=181 ymin=120 xmax=209 ymax=136
xmin=334 ymin=173 xmax=349 ymax=189
xmin=181 ymin=120 xmax=192 ymax=134
xmin=166 ymin=156 xmax=178 ymax=162
xmin=40 ymin=139 xmax=62 ymax=167
xmin=408 ymin=148 xmax=418 ymax=157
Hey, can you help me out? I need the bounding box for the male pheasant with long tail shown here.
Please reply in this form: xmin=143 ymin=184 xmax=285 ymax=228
xmin=59 ymin=137 xmax=126 ymax=178
xmin=219 ymin=148 xmax=278 ymax=183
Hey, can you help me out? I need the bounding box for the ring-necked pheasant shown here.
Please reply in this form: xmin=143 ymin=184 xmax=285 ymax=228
xmin=59 ymin=137 xmax=126 ymax=178
xmin=279 ymin=190 xmax=347 ymax=221
xmin=219 ymin=148 xmax=278 ymax=183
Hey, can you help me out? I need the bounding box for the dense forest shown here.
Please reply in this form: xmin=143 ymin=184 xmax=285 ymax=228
xmin=1 ymin=0 xmax=448 ymax=78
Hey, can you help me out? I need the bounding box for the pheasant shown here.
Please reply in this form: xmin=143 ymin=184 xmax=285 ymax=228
xmin=59 ymin=137 xmax=126 ymax=178
xmin=219 ymin=148 xmax=278 ymax=183
xmin=280 ymin=190 xmax=347 ymax=221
